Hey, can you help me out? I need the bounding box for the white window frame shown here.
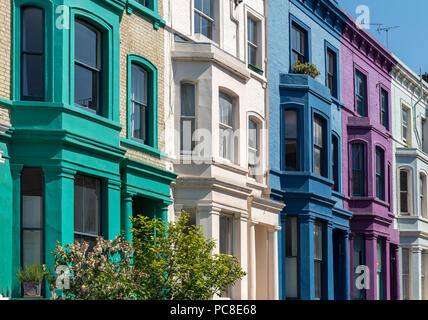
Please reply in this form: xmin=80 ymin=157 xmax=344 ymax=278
xmin=180 ymin=81 xmax=197 ymax=156
xmin=193 ymin=0 xmax=217 ymax=43
xmin=420 ymin=172 xmax=428 ymax=219
xmin=401 ymin=247 xmax=411 ymax=300
xmin=402 ymin=104 xmax=411 ymax=145
xmin=399 ymin=168 xmax=413 ymax=216
xmin=219 ymin=91 xmax=237 ymax=163
xmin=219 ymin=213 xmax=235 ymax=299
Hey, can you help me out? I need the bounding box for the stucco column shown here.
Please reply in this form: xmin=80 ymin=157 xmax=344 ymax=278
xmin=298 ymin=215 xmax=315 ymax=300
xmin=384 ymin=240 xmax=391 ymax=300
xmin=278 ymin=215 xmax=286 ymax=299
xmin=365 ymin=234 xmax=378 ymax=300
xmin=394 ymin=245 xmax=401 ymax=300
xmin=324 ymin=223 xmax=334 ymax=300
xmin=105 ymin=179 xmax=121 ymax=239
xmin=121 ymin=191 xmax=134 ymax=242
xmin=343 ymin=232 xmax=351 ymax=300
xmin=412 ymin=247 xmax=422 ymax=300
xmin=10 ymin=164 xmax=23 ymax=297
xmin=198 ymin=205 xmax=221 ymax=254
xmin=268 ymin=227 xmax=280 ymax=300
xmin=237 ymin=215 xmax=248 ymax=300
xmin=248 ymin=222 xmax=257 ymax=300
xmin=158 ymin=202 xmax=171 ymax=231
xmin=43 ymin=166 xmax=76 ymax=299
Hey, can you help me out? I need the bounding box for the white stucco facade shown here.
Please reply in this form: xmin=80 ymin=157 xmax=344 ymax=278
xmin=391 ymin=56 xmax=428 ymax=300
xmin=163 ymin=0 xmax=284 ymax=300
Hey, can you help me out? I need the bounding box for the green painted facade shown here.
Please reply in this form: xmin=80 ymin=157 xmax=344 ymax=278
xmin=0 ymin=0 xmax=176 ymax=298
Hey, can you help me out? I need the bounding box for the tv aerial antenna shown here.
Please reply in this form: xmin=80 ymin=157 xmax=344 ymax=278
xmin=354 ymin=23 xmax=400 ymax=49
xmin=376 ymin=25 xmax=400 ymax=49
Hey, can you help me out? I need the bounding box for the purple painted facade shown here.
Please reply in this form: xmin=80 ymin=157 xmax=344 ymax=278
xmin=340 ymin=16 xmax=400 ymax=300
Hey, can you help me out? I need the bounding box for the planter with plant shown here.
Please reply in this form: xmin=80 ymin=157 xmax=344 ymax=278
xmin=16 ymin=264 xmax=45 ymax=298
xmin=291 ymin=61 xmax=320 ymax=79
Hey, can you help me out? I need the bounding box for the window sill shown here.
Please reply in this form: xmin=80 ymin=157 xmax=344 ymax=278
xmin=120 ymin=137 xmax=166 ymax=158
xmin=127 ymin=0 xmax=165 ymax=30
xmin=248 ymin=63 xmax=264 ymax=76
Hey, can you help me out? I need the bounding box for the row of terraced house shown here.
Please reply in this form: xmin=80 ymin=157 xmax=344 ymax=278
xmin=0 ymin=0 xmax=427 ymax=300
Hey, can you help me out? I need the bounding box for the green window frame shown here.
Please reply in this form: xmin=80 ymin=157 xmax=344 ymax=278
xmin=376 ymin=147 xmax=384 ymax=200
xmin=126 ymin=54 xmax=159 ymax=151
xmin=127 ymin=0 xmax=165 ymax=30
xmin=355 ymin=71 xmax=366 ymax=116
xmin=70 ymin=9 xmax=117 ymax=120
xmin=352 ymin=143 xmax=365 ymax=197
xmin=13 ymin=0 xmax=53 ymax=102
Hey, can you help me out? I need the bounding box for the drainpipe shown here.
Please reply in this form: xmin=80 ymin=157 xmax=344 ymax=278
xmin=413 ymin=68 xmax=424 ymax=149
xmin=264 ymin=0 xmax=270 ymax=195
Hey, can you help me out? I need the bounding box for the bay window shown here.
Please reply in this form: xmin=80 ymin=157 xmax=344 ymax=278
xmin=376 ymin=148 xmax=384 ymax=200
xmin=219 ymin=92 xmax=235 ymax=162
xmin=421 ymin=173 xmax=428 ymax=218
xmin=285 ymin=216 xmax=299 ymax=299
xmin=352 ymin=143 xmax=364 ymax=196
xmin=220 ymin=214 xmax=234 ymax=298
xmin=180 ymin=82 xmax=196 ymax=155
xmin=74 ymin=20 xmax=101 ymax=114
xmin=21 ymin=168 xmax=44 ymax=267
xmin=400 ymin=169 xmax=410 ymax=215
xmin=248 ymin=118 xmax=259 ymax=179
xmin=314 ymin=221 xmax=323 ymax=300
xmin=284 ymin=109 xmax=299 ymax=171
xmin=402 ymin=248 xmax=410 ymax=300
xmin=74 ymin=175 xmax=101 ymax=249
xmin=313 ymin=116 xmax=325 ymax=177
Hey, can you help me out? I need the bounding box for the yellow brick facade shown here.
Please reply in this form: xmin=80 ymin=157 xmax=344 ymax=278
xmin=0 ymin=0 xmax=11 ymax=125
xmin=119 ymin=3 xmax=166 ymax=169
xmin=0 ymin=0 xmax=11 ymax=102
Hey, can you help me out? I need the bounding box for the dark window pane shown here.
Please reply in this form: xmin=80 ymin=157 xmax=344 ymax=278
xmin=400 ymin=171 xmax=408 ymax=191
xmin=75 ymin=21 xmax=98 ymax=68
xmin=285 ymin=140 xmax=298 ymax=170
xmin=84 ymin=177 xmax=100 ymax=235
xmin=74 ymin=175 xmax=84 ymax=234
xmin=131 ymin=64 xmax=148 ymax=106
xmin=132 ymin=103 xmax=147 ymax=141
xmin=22 ymin=54 xmax=44 ymax=99
xmin=74 ymin=64 xmax=99 ymax=111
xmin=181 ymin=83 xmax=196 ymax=116
xmin=74 ymin=175 xmax=101 ymax=241
xmin=22 ymin=7 xmax=43 ymax=53
xmin=22 ymin=230 xmax=42 ymax=266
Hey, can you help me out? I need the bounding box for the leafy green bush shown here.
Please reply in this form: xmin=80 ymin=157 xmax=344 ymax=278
xmin=131 ymin=212 xmax=246 ymax=300
xmin=16 ymin=264 xmax=44 ymax=283
xmin=291 ymin=61 xmax=321 ymax=79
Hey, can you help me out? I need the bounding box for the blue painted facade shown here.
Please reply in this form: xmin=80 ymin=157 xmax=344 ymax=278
xmin=268 ymin=0 xmax=352 ymax=299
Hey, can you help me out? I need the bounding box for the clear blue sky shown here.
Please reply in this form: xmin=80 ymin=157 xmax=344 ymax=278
xmin=338 ymin=0 xmax=428 ymax=75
